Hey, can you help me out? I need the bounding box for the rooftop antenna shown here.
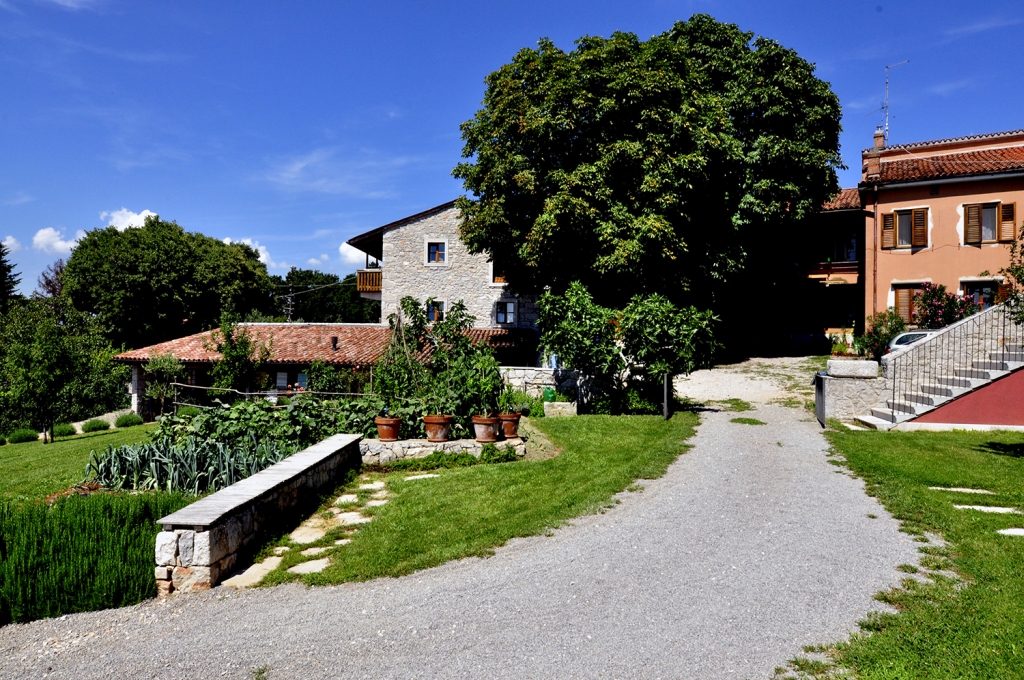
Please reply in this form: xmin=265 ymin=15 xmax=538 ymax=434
xmin=882 ymin=60 xmax=909 ymax=144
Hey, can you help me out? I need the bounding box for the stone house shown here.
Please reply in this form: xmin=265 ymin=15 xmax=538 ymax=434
xmin=346 ymin=201 xmax=540 ymax=331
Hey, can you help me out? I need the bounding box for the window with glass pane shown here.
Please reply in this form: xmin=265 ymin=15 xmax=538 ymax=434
xmin=982 ymin=205 xmax=998 ymax=242
xmin=427 ymin=300 xmax=444 ymax=322
xmin=427 ymin=242 xmax=446 ymax=263
xmin=897 ymin=212 xmax=913 ymax=246
xmin=496 ymin=301 xmax=515 ymax=324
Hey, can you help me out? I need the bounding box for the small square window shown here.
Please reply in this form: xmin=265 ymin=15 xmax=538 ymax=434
xmin=427 ymin=300 xmax=445 ymax=322
xmin=276 ymin=372 xmax=288 ymax=389
xmin=496 ymin=301 xmax=515 ymax=324
xmin=427 ymin=241 xmax=446 ymax=264
xmin=297 ymin=373 xmax=308 ymax=389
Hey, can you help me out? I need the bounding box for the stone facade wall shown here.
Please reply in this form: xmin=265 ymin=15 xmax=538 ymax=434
xmin=500 ymin=366 xmax=580 ymax=398
xmin=380 ymin=206 xmax=539 ymax=330
xmin=155 ymin=434 xmax=361 ymax=594
xmin=822 ymin=375 xmax=890 ymax=420
xmin=360 ymin=437 xmax=525 ymax=465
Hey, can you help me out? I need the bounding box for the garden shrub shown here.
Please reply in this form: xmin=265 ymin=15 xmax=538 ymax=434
xmin=382 ymin=451 xmax=482 ymax=471
xmin=6 ymin=429 xmax=38 ymax=445
xmin=854 ymin=308 xmax=907 ymax=361
xmin=87 ymin=435 xmax=292 ymax=494
xmin=913 ymin=282 xmax=980 ymax=329
xmin=175 ymin=405 xmax=203 ymax=419
xmin=114 ymin=413 xmax=144 ymax=428
xmin=0 ymin=435 xmax=5 ymax=446
xmin=276 ymin=396 xmax=291 ymax=406
xmin=479 ymin=443 xmax=518 ymax=464
xmin=82 ymin=419 xmax=110 ymax=433
xmin=53 ymin=423 xmax=77 ymax=438
xmin=0 ymin=492 xmax=191 ymax=625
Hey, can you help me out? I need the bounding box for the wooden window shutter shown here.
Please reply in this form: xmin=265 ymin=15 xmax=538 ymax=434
xmin=996 ymin=283 xmax=1013 ymax=303
xmin=999 ymin=203 xmax=1016 ymax=242
xmin=895 ymin=288 xmax=912 ymax=323
xmin=965 ymin=204 xmax=982 ymax=244
xmin=911 ymin=208 xmax=928 ymax=247
xmin=882 ymin=213 xmax=895 ymax=249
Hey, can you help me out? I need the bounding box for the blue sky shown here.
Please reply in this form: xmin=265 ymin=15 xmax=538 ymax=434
xmin=2 ymin=1 xmax=1022 ymax=293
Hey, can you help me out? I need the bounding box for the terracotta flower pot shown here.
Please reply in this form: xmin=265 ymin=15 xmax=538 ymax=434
xmin=498 ymin=413 xmax=521 ymax=439
xmin=471 ymin=415 xmax=499 ymax=443
xmin=374 ymin=416 xmax=402 ymax=442
xmin=423 ymin=415 xmax=451 ymax=443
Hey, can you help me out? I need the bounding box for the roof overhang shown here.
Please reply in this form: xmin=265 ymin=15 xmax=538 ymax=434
xmin=346 ymin=199 xmax=458 ymax=261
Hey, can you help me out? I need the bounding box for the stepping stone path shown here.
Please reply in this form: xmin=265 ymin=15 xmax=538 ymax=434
xmin=360 ymin=481 xmax=385 ymax=491
xmin=300 ymin=547 xmax=331 ymax=557
xmin=222 ymin=556 xmax=283 ymax=589
xmin=334 ymin=494 xmax=359 ymax=505
xmin=290 ymin=525 xmax=328 ymax=544
xmin=365 ymin=499 xmax=389 ymax=507
xmin=953 ymin=505 xmax=1021 ymax=514
xmin=287 ymin=558 xmax=330 ymax=575
xmin=405 ymin=474 xmax=439 ymax=480
xmin=929 ymin=487 xmax=996 ymax=495
xmin=272 ymin=546 xmax=290 ymax=555
xmin=336 ymin=511 xmax=373 ymax=526
xmin=335 ymin=539 xmax=351 ymax=546
xmin=997 ymin=528 xmax=1024 ymax=537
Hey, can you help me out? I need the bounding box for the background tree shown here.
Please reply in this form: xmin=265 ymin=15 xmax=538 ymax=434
xmin=62 ymin=215 xmax=276 ymax=349
xmin=270 ymin=268 xmax=380 ymax=322
xmin=453 ymin=14 xmax=841 ymax=311
xmin=33 ymin=258 xmax=64 ymax=299
xmin=0 ymin=240 xmax=21 ymax=315
xmin=206 ymin=315 xmax=272 ymax=395
xmin=143 ymin=353 xmax=185 ymax=416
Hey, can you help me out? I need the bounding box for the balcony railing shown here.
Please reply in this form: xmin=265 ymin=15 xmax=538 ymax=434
xmin=807 ymin=260 xmax=859 ymax=284
xmin=357 ymin=269 xmax=382 ymax=293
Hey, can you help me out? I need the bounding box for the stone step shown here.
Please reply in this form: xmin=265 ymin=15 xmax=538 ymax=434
xmin=954 ymin=367 xmax=993 ymax=380
xmin=855 ymin=414 xmax=896 ymax=431
xmin=973 ymin=360 xmax=1011 ymax=371
xmin=901 ymin=392 xmax=937 ymax=406
xmin=920 ymin=383 xmax=955 ymax=397
xmin=871 ymin=407 xmax=900 ymax=422
xmin=936 ymin=375 xmax=974 ymax=388
xmin=1005 ymin=343 xmax=1023 ymax=353
xmin=885 ymin=400 xmax=924 ymax=416
xmin=989 ymin=351 xmax=1024 ymax=362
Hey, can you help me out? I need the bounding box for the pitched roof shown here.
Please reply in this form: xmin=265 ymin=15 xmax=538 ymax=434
xmin=877 ymin=145 xmax=1024 ymax=184
xmin=822 ymin=188 xmax=861 ymax=211
xmin=113 ymin=323 xmax=536 ymax=366
xmin=867 ymin=128 xmax=1024 ymax=153
xmin=346 ymin=200 xmax=458 ymax=261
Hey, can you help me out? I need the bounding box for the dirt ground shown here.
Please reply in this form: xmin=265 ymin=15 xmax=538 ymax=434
xmin=673 ymin=356 xmax=826 ymax=408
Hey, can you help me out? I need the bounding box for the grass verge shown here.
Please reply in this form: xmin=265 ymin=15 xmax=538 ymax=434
xmin=779 ymin=428 xmax=1024 ymax=679
xmin=262 ymin=413 xmax=698 ymax=586
xmin=0 ymin=425 xmax=157 ymax=501
xmin=730 ymin=417 xmax=766 ymax=426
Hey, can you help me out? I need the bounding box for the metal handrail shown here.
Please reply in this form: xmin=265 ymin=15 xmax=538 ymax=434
xmin=888 ymin=304 xmax=1023 ymax=417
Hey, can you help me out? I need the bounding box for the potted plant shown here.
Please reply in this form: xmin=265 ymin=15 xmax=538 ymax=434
xmin=421 ymin=379 xmax=452 ymax=443
xmin=497 ymin=386 xmax=527 ymax=439
xmin=468 ymin=353 xmax=502 ymax=442
xmin=375 ymin=404 xmax=402 ymax=442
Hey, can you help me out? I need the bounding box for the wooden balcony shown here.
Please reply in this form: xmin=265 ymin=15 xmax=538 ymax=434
xmin=807 ymin=260 xmax=858 ymax=285
xmin=357 ymin=269 xmax=382 ymax=293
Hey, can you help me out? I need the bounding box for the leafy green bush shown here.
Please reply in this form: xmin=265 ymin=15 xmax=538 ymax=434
xmin=81 ymin=419 xmax=110 ymax=433
xmin=0 ymin=435 xmax=6 ymax=446
xmin=480 ymin=443 xmax=518 ymax=464
xmin=87 ymin=435 xmax=292 ymax=494
xmin=854 ymin=308 xmax=907 ymax=361
xmin=276 ymin=396 xmax=291 ymax=406
xmin=53 ymin=423 xmax=77 ymax=438
xmin=6 ymin=429 xmax=38 ymax=445
xmin=913 ymin=282 xmax=980 ymax=329
xmin=382 ymin=451 xmax=482 ymax=471
xmin=0 ymin=492 xmax=191 ymax=624
xmin=114 ymin=413 xmax=144 ymax=428
xmin=175 ymin=405 xmax=203 ymax=419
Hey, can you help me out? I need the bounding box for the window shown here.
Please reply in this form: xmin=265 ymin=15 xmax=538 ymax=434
xmin=427 ymin=300 xmax=445 ymax=322
xmin=962 ymin=281 xmax=999 ymax=310
xmin=964 ymin=202 xmax=1015 ymax=244
xmin=496 ymin=300 xmax=515 ymax=324
xmin=297 ymin=373 xmax=308 ymax=389
xmin=893 ymin=285 xmax=921 ymax=323
xmin=276 ymin=372 xmax=288 ymax=389
xmin=426 ymin=241 xmax=446 ymax=264
xmin=882 ymin=208 xmax=928 ymax=248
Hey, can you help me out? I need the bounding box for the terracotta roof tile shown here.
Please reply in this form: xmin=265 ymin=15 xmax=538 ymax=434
xmin=877 ymin=146 xmax=1024 ymax=184
xmin=113 ymin=323 xmax=536 ymax=366
xmin=822 ymin=188 xmax=861 ymax=211
xmin=866 ymin=128 xmax=1024 ymax=153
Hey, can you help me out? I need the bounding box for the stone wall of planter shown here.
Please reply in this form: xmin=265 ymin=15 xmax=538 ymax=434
xmin=154 ymin=433 xmax=362 ymax=595
xmin=500 ymin=366 xmax=580 ymax=398
xmin=359 ymin=437 xmax=526 ymax=465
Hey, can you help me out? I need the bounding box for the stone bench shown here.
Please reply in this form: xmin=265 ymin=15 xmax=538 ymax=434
xmin=155 ymin=433 xmax=361 ymax=594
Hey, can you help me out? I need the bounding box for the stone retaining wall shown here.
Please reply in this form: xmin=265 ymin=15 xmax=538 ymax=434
xmin=360 ymin=437 xmax=525 ymax=465
xmin=154 ymin=433 xmax=361 ymax=594
xmin=500 ymin=366 xmax=580 ymax=398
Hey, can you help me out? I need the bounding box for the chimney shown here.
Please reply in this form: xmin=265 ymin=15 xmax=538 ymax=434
xmin=873 ymin=126 xmax=885 ymax=149
xmin=331 ymin=336 xmax=338 ymax=350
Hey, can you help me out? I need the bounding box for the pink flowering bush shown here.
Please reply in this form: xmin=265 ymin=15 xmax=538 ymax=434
xmin=913 ymin=282 xmax=980 ymax=329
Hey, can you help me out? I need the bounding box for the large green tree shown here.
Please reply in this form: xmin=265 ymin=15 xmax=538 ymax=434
xmin=270 ymin=268 xmax=380 ymax=323
xmin=453 ymin=15 xmax=842 ymax=308
xmin=0 ymin=240 xmax=20 ymax=315
xmin=62 ymin=216 xmax=276 ymax=349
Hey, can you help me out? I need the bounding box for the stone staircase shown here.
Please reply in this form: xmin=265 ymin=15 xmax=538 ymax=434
xmin=854 ymin=304 xmax=1024 ymax=430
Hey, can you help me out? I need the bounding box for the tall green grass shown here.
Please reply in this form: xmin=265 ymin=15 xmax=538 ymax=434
xmin=0 ymin=492 xmax=191 ymax=625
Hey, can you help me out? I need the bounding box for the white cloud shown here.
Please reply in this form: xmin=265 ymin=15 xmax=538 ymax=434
xmin=37 ymin=0 xmax=103 ymax=9
xmin=33 ymin=227 xmax=84 ymax=254
xmin=339 ymin=242 xmax=366 ymax=266
xmin=223 ymin=237 xmax=289 ymax=270
xmin=306 ymin=254 xmax=330 ymax=267
xmin=943 ymin=17 xmax=1021 ymax=38
xmin=100 ymin=207 xmax=156 ymax=230
xmin=262 ymin=147 xmax=414 ymax=198
xmin=2 ymin=235 xmax=21 ymax=252
xmin=4 ymin=191 xmax=34 ymax=206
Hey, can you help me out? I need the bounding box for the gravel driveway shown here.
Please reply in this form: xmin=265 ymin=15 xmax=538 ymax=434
xmin=0 ymin=382 xmax=916 ymax=678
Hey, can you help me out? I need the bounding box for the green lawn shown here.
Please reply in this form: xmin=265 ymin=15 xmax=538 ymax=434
xmin=0 ymin=426 xmax=156 ymax=502
xmin=263 ymin=413 xmax=698 ymax=586
xmin=798 ymin=428 xmax=1024 ymax=679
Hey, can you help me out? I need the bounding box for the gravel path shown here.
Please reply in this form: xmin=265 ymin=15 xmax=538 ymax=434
xmin=0 ymin=405 xmax=916 ymax=679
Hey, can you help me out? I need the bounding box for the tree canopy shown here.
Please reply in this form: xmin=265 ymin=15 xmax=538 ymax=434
xmin=270 ymin=268 xmax=380 ymax=323
xmin=0 ymin=240 xmax=20 ymax=315
xmin=453 ymin=14 xmax=842 ymax=307
xmin=62 ymin=216 xmax=276 ymax=349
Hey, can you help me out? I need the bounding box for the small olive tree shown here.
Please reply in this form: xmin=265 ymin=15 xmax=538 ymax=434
xmin=144 ymin=352 xmax=184 ymax=415
xmin=206 ymin=315 xmax=272 ymax=397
